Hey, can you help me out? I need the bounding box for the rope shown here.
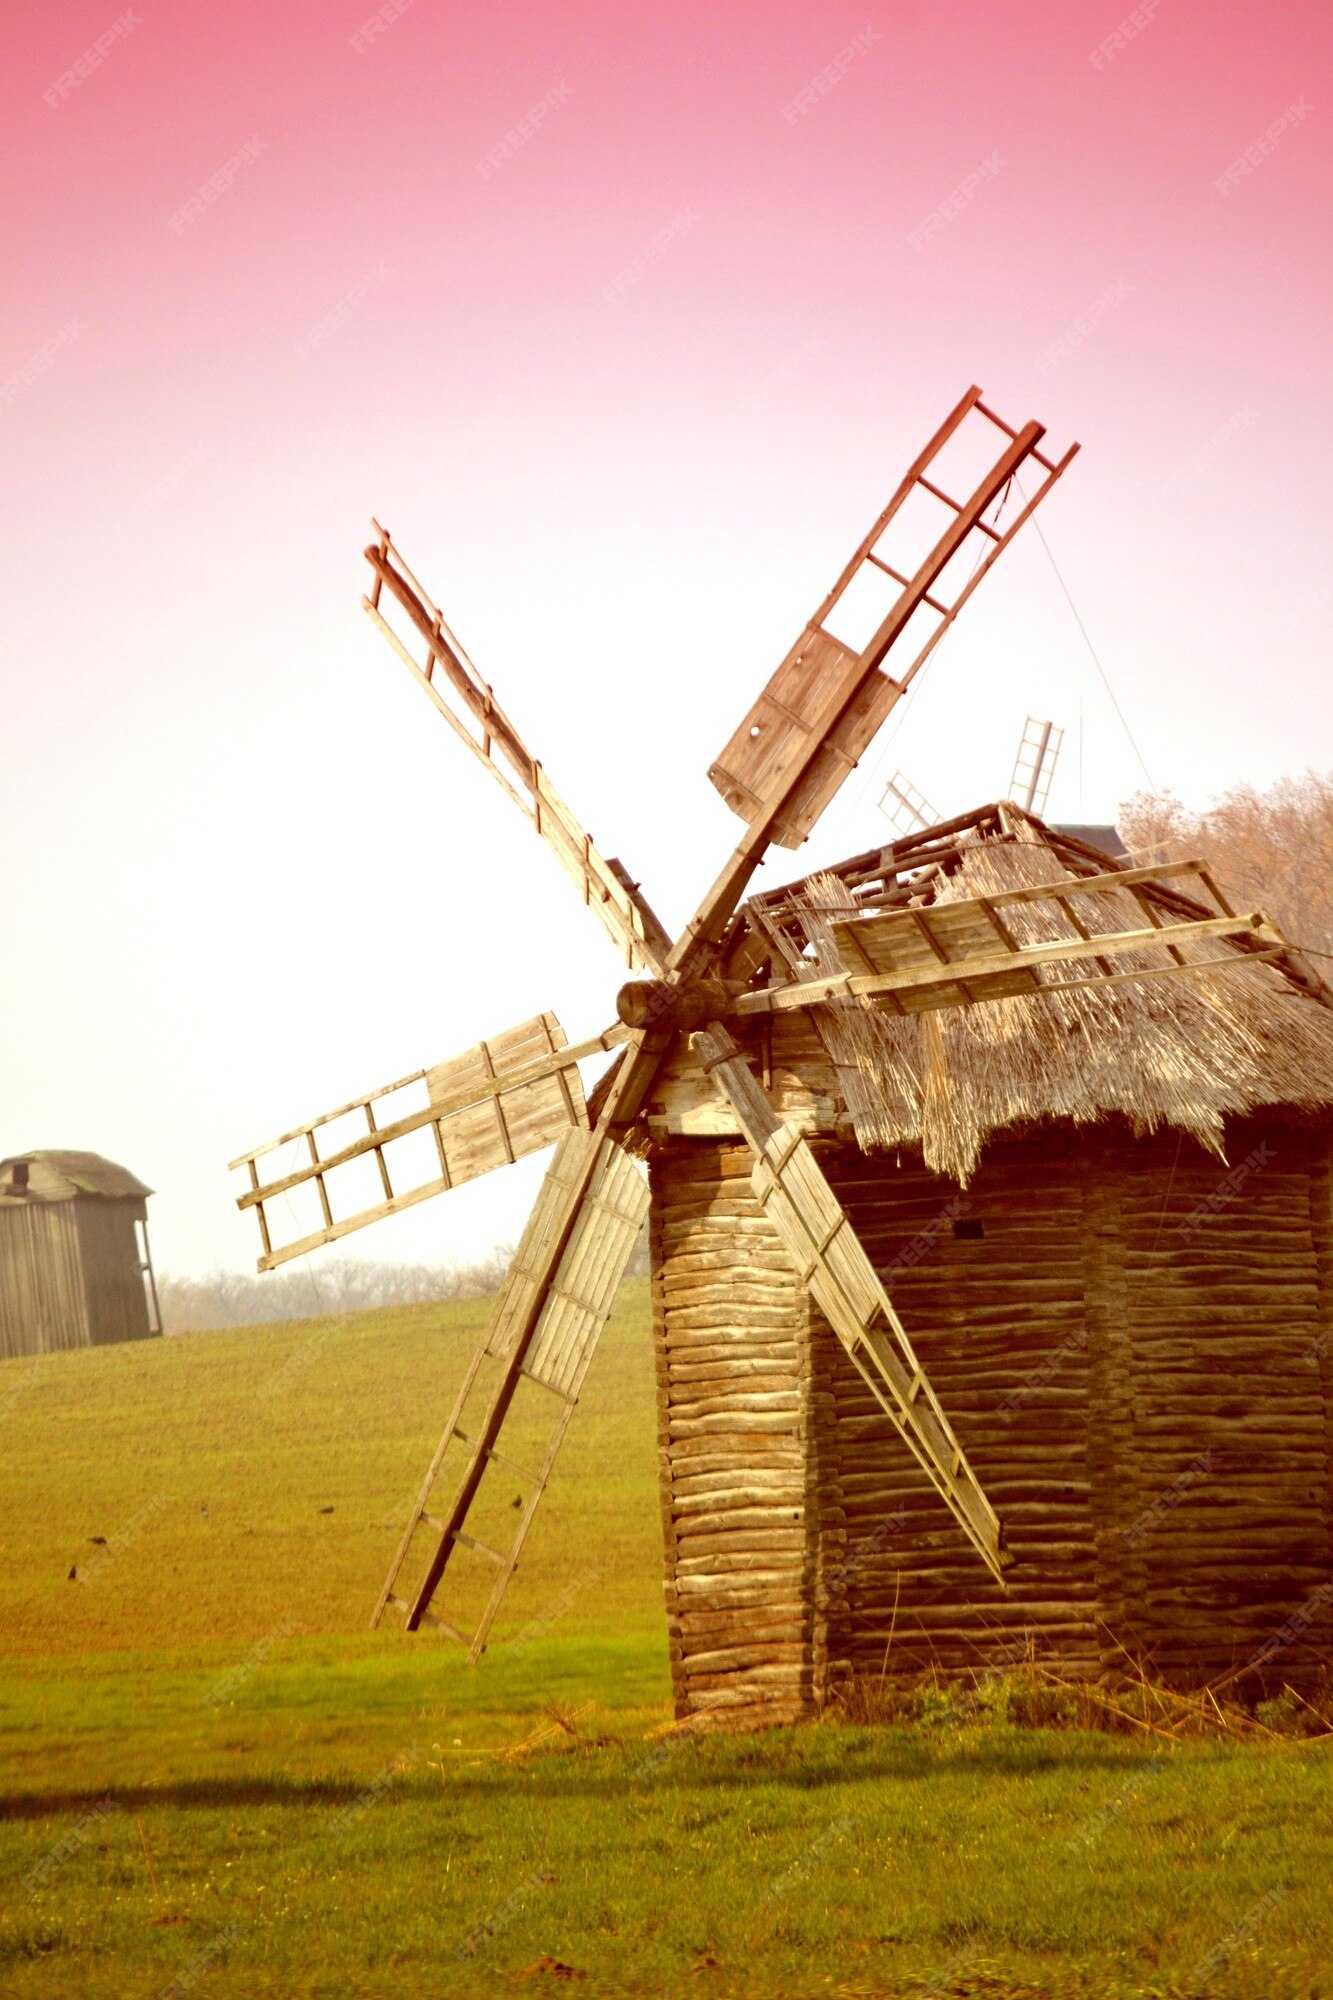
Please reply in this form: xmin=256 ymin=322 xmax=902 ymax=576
xmin=1014 ymin=471 xmax=1156 ymax=792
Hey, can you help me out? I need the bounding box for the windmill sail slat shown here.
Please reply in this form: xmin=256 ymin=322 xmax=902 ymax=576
xmin=364 ymin=532 xmax=666 ymax=975
xmin=709 ymin=629 xmax=894 ymax=846
xmin=707 ymin=393 xmax=1077 ymax=852
xmin=373 ymin=1126 xmax=648 ymax=1653
xmin=525 ymin=1140 xmax=650 ymax=1398
xmin=693 ymin=1025 xmax=1008 ymax=1581
xmin=233 ymin=1014 xmax=592 ymax=1270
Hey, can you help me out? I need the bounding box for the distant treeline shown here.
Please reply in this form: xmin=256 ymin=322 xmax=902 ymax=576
xmin=1120 ymin=768 xmax=1333 ymax=953
xmin=159 ymin=1228 xmax=650 ymax=1333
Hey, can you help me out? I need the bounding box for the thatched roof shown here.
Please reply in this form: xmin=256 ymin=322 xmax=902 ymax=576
xmin=0 ymin=1152 xmax=152 ymax=1203
xmin=751 ymin=805 xmax=1333 ymax=1183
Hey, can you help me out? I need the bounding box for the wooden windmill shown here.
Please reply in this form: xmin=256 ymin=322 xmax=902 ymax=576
xmin=235 ymin=387 xmax=1290 ymax=1670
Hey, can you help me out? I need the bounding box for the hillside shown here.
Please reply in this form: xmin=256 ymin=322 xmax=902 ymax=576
xmin=0 ymin=1280 xmax=663 ymax=1660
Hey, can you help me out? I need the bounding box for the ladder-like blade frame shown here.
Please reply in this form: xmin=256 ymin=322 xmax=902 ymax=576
xmin=693 ymin=1024 xmax=1008 ymax=1581
xmin=1009 ymin=716 xmax=1063 ymax=816
xmin=363 ymin=525 xmax=669 ymax=978
xmin=731 ymin=907 xmax=1287 ymax=1019
xmin=231 ymin=1016 xmax=624 ymax=1271
xmin=373 ymin=1126 xmax=649 ymax=1655
xmin=709 ymin=387 xmax=1079 ymax=849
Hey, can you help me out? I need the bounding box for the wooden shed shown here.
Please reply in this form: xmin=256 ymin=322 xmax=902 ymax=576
xmin=641 ymin=808 xmax=1333 ymax=1727
xmin=0 ymin=1152 xmax=161 ymax=1359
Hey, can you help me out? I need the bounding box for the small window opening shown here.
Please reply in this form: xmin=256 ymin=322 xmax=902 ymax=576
xmin=12 ymin=1162 xmax=29 ymax=1191
xmin=952 ymin=1216 xmax=984 ymax=1240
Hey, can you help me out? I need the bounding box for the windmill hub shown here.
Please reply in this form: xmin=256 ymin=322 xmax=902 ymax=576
xmin=614 ymin=976 xmax=739 ymax=1033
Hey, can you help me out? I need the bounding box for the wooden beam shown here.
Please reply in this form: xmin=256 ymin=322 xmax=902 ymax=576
xmin=236 ymin=1025 xmax=627 ymax=1206
xmin=732 ymin=913 xmax=1281 ymax=1016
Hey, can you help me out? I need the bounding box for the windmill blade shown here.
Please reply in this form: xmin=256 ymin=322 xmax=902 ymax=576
xmin=693 ymin=1024 xmax=1009 ymax=1581
xmin=708 ymin=388 xmax=1078 ymax=851
xmin=1009 ymin=716 xmax=1064 ymax=815
xmin=880 ymin=769 xmax=939 ymax=837
xmin=372 ymin=1125 xmax=649 ymax=1654
xmin=362 ymin=525 xmax=669 ymax=976
xmin=231 ymin=1015 xmax=626 ymax=1270
xmin=726 ymin=864 xmax=1288 ymax=1020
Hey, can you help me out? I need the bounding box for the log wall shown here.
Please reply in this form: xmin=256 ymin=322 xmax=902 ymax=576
xmin=650 ymin=1141 xmax=832 ymax=1726
xmin=651 ymin=1116 xmax=1333 ymax=1716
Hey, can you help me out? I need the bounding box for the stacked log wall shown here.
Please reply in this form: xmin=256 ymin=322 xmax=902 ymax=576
xmin=818 ymin=1133 xmax=1101 ymax=1681
xmin=1112 ymin=1120 xmax=1333 ymax=1686
xmin=650 ymin=1141 xmax=831 ymax=1725
xmin=651 ymin=1115 xmax=1333 ymax=1715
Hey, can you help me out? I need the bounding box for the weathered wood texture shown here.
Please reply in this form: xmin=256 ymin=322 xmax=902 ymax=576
xmin=650 ymin=1141 xmax=833 ymax=1726
xmin=0 ymin=1197 xmax=153 ymax=1358
xmin=651 ymin=1116 xmax=1333 ymax=1714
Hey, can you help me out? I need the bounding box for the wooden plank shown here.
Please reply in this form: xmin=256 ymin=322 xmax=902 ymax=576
xmin=237 ymin=1022 xmax=621 ymax=1205
xmin=693 ymin=1026 xmax=1008 ymax=1583
xmin=734 ymin=912 xmax=1280 ymax=1016
xmin=707 ymin=399 xmax=1074 ymax=850
xmin=363 ymin=538 xmax=667 ymax=976
xmin=240 ymin=1018 xmax=619 ymax=1270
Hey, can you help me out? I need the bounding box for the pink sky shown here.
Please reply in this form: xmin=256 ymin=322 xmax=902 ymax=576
xmin=2 ymin=0 xmax=1330 ymax=1276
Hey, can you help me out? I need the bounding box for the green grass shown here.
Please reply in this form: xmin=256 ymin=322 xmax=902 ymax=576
xmin=2 ymin=1284 xmax=1333 ymax=1997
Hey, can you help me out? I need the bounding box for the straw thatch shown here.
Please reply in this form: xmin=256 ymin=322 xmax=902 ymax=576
xmin=783 ymin=819 xmax=1333 ymax=1184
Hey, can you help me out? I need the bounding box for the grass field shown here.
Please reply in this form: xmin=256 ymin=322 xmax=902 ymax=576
xmin=3 ymin=1283 xmax=1333 ymax=1998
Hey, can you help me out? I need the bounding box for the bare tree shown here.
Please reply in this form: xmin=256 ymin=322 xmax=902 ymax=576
xmin=1119 ymin=768 xmax=1333 ymax=954
xmin=157 ymin=1249 xmax=515 ymax=1334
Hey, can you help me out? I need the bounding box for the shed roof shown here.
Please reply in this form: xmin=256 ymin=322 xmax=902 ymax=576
xmin=0 ymin=1152 xmax=152 ymax=1203
xmin=744 ymin=803 xmax=1333 ymax=1183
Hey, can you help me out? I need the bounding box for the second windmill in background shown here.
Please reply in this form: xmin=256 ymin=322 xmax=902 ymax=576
xmin=880 ymin=714 xmax=1064 ymax=835
xmin=1010 ymin=715 xmax=1064 ymax=815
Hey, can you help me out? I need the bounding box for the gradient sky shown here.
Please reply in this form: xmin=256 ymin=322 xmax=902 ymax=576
xmin=3 ymin=0 xmax=1330 ymax=1280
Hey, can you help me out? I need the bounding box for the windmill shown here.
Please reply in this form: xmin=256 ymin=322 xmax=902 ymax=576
xmin=1009 ymin=716 xmax=1064 ymax=815
xmin=878 ymin=717 xmax=1064 ymax=838
xmin=234 ymin=387 xmax=1102 ymax=1658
